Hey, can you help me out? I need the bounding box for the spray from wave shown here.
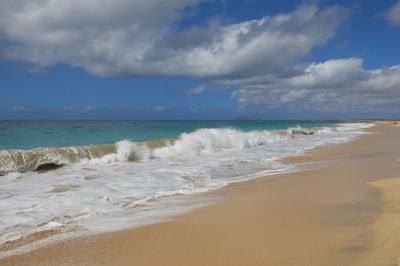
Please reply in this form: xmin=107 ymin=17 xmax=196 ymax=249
xmin=82 ymin=140 xmax=152 ymax=164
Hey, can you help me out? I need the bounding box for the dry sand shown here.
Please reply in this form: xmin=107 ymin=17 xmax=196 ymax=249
xmin=1 ymin=124 xmax=400 ymax=265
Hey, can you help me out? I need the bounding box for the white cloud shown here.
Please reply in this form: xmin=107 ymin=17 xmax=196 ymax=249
xmin=0 ymin=2 xmax=347 ymax=78
xmin=286 ymin=58 xmax=365 ymax=89
xmin=0 ymin=0 xmax=203 ymax=73
xmin=386 ymin=0 xmax=400 ymax=26
xmin=232 ymin=58 xmax=400 ymax=111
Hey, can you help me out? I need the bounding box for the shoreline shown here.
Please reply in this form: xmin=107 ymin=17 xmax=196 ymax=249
xmin=2 ymin=124 xmax=400 ymax=265
xmin=0 ymin=123 xmax=359 ymax=250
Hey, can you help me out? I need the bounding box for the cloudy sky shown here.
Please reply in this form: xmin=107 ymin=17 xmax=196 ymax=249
xmin=1 ymin=0 xmax=400 ymax=119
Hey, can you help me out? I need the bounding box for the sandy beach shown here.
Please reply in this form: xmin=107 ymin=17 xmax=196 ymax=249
xmin=1 ymin=123 xmax=400 ymax=265
xmin=1 ymin=0 xmax=400 ymax=264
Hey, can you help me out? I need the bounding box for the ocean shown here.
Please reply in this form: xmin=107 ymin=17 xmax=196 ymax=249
xmin=0 ymin=120 xmax=340 ymax=150
xmin=0 ymin=120 xmax=373 ymax=253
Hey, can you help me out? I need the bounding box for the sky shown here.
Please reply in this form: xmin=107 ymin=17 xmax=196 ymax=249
xmin=0 ymin=0 xmax=400 ymax=120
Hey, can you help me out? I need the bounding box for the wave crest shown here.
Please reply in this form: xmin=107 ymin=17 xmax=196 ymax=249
xmin=153 ymin=128 xmax=283 ymax=158
xmin=0 ymin=145 xmax=113 ymax=175
xmin=82 ymin=140 xmax=152 ymax=164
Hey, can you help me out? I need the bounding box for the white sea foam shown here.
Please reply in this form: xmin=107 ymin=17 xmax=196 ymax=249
xmin=81 ymin=140 xmax=151 ymax=164
xmin=153 ymin=128 xmax=283 ymax=158
xmin=0 ymin=122 xmax=374 ymax=255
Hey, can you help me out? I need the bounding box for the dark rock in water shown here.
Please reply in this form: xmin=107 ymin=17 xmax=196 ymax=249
xmin=36 ymin=163 xmax=64 ymax=173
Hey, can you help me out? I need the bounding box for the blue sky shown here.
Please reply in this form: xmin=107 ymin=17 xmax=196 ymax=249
xmin=1 ymin=0 xmax=400 ymax=119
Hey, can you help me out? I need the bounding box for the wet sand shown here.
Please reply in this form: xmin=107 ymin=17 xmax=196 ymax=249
xmin=356 ymin=177 xmax=400 ymax=265
xmin=2 ymin=124 xmax=400 ymax=265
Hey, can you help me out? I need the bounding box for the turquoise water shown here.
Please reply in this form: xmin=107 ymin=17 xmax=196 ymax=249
xmin=0 ymin=120 xmax=339 ymax=150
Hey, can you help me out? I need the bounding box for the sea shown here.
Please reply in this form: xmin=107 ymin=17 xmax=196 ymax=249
xmin=0 ymin=120 xmax=373 ymax=254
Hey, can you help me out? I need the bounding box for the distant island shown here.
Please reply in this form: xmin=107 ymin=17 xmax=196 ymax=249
xmin=234 ymin=115 xmax=264 ymax=121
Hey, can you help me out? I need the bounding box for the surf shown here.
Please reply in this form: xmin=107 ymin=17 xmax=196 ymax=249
xmin=0 ymin=126 xmax=314 ymax=175
xmin=0 ymin=124 xmax=372 ymax=176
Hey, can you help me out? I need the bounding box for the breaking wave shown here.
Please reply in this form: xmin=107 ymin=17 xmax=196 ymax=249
xmin=0 ymin=145 xmax=112 ymax=175
xmin=0 ymin=123 xmax=373 ymax=176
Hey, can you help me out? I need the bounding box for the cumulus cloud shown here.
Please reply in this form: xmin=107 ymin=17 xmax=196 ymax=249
xmin=0 ymin=2 xmax=347 ymax=78
xmin=231 ymin=58 xmax=400 ymax=111
xmin=0 ymin=0 xmax=203 ymax=73
xmin=1 ymin=2 xmax=399 ymax=114
xmin=386 ymin=0 xmax=400 ymax=25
